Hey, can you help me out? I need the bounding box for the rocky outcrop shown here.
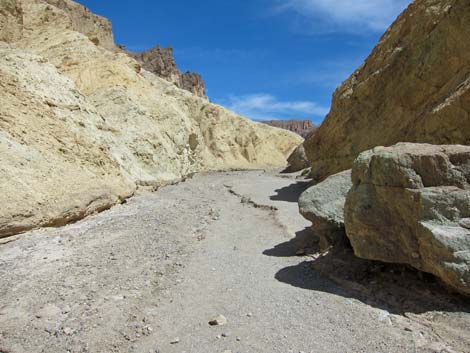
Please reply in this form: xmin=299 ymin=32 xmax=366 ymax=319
xmin=299 ymin=170 xmax=352 ymax=250
xmin=42 ymin=0 xmax=115 ymax=49
xmin=180 ymin=71 xmax=206 ymax=98
xmin=345 ymin=143 xmax=470 ymax=295
xmin=304 ymin=0 xmax=470 ymax=182
xmin=284 ymin=144 xmax=309 ymax=173
xmin=0 ymin=0 xmax=302 ymax=238
xmin=263 ymin=120 xmax=317 ymax=138
xmin=0 ymin=44 xmax=135 ymax=237
xmin=0 ymin=0 xmax=23 ymax=42
xmin=128 ymin=45 xmax=206 ymax=97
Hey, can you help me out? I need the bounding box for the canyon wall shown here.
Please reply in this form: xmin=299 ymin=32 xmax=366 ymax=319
xmin=304 ymin=0 xmax=470 ymax=181
xmin=0 ymin=0 xmax=302 ymax=237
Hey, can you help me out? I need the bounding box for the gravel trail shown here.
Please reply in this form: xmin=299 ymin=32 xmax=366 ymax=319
xmin=1 ymin=171 xmax=469 ymax=353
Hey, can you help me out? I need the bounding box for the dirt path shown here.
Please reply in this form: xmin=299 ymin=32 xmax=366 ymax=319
xmin=1 ymin=171 xmax=469 ymax=353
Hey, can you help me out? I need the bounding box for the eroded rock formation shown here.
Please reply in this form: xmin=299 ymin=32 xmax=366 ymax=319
xmin=128 ymin=45 xmax=206 ymax=97
xmin=299 ymin=170 xmax=352 ymax=250
xmin=263 ymin=120 xmax=317 ymax=138
xmin=304 ymin=0 xmax=470 ymax=182
xmin=284 ymin=144 xmax=310 ymax=173
xmin=345 ymin=143 xmax=470 ymax=295
xmin=0 ymin=0 xmax=302 ymax=237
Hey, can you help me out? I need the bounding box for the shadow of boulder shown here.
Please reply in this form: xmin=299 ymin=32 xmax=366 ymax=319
xmin=263 ymin=227 xmax=319 ymax=257
xmin=270 ymin=181 xmax=311 ymax=203
xmin=273 ymin=246 xmax=470 ymax=315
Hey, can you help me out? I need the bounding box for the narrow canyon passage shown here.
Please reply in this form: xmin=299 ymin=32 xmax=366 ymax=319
xmin=1 ymin=171 xmax=469 ymax=353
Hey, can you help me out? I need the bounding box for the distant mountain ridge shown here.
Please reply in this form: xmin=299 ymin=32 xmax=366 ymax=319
xmin=262 ymin=120 xmax=317 ymax=138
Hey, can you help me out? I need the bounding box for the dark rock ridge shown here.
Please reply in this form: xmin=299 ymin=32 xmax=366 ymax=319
xmin=263 ymin=120 xmax=317 ymax=138
xmin=128 ymin=45 xmax=206 ymax=98
xmin=304 ymin=0 xmax=470 ymax=182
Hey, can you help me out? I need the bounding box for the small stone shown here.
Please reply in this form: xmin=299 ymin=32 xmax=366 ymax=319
xmin=221 ymin=332 xmax=229 ymax=337
xmin=209 ymin=315 xmax=227 ymax=326
xmin=459 ymin=218 xmax=470 ymax=230
xmin=63 ymin=327 xmax=73 ymax=336
xmin=246 ymin=312 xmax=253 ymax=317
xmin=236 ymin=336 xmax=241 ymax=341
xmin=170 ymin=337 xmax=180 ymax=344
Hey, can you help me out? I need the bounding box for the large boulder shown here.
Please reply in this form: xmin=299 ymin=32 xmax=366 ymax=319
xmin=304 ymin=0 xmax=470 ymax=182
xmin=284 ymin=143 xmax=309 ymax=173
xmin=345 ymin=143 xmax=470 ymax=295
xmin=299 ymin=170 xmax=352 ymax=250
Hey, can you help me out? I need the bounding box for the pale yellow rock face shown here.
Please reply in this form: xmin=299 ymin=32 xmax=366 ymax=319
xmin=0 ymin=45 xmax=135 ymax=237
xmin=305 ymin=0 xmax=470 ymax=182
xmin=0 ymin=0 xmax=302 ymax=237
xmin=0 ymin=0 xmax=23 ymax=42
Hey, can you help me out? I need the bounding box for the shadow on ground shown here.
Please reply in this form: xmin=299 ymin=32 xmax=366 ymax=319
xmin=263 ymin=227 xmax=317 ymax=257
xmin=266 ymin=230 xmax=470 ymax=315
xmin=270 ymin=181 xmax=310 ymax=203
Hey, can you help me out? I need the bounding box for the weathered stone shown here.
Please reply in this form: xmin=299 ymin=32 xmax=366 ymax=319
xmin=128 ymin=46 xmax=206 ymax=98
xmin=345 ymin=143 xmax=470 ymax=295
xmin=299 ymin=170 xmax=352 ymax=250
xmin=43 ymin=0 xmax=116 ymax=50
xmin=0 ymin=0 xmax=302 ymax=238
xmin=304 ymin=0 xmax=470 ymax=182
xmin=0 ymin=0 xmax=23 ymax=42
xmin=460 ymin=218 xmax=470 ymax=230
xmin=284 ymin=144 xmax=309 ymax=173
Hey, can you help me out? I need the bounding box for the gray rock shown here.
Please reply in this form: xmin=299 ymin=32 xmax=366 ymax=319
xmin=284 ymin=144 xmax=309 ymax=173
xmin=345 ymin=143 xmax=470 ymax=296
xmin=460 ymin=218 xmax=470 ymax=230
xmin=299 ymin=170 xmax=352 ymax=249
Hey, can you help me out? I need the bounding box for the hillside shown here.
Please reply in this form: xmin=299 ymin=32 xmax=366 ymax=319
xmin=0 ymin=0 xmax=302 ymax=237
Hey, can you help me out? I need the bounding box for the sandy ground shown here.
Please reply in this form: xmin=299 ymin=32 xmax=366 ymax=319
xmin=1 ymin=171 xmax=469 ymax=353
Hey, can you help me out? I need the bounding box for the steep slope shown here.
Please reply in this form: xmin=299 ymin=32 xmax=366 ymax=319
xmin=304 ymin=0 xmax=470 ymax=181
xmin=0 ymin=0 xmax=302 ymax=237
xmin=0 ymin=44 xmax=135 ymax=237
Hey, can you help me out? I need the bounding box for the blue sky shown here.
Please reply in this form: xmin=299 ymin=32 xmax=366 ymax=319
xmin=75 ymin=0 xmax=411 ymax=124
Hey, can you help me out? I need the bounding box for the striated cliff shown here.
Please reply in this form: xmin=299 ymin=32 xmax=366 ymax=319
xmin=0 ymin=0 xmax=302 ymax=237
xmin=128 ymin=45 xmax=206 ymax=98
xmin=263 ymin=120 xmax=317 ymax=138
xmin=304 ymin=0 xmax=470 ymax=182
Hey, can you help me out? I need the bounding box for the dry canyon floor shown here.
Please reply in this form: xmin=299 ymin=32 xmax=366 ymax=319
xmin=1 ymin=171 xmax=469 ymax=353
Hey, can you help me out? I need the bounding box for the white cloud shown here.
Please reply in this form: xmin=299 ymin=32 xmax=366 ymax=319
xmin=226 ymin=93 xmax=329 ymax=121
xmin=273 ymin=0 xmax=411 ymax=32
